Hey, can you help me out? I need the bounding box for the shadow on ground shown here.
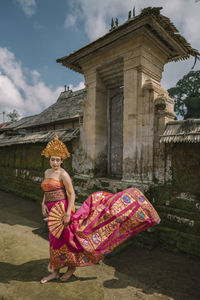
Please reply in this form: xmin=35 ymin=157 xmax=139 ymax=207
xmin=0 ymin=190 xmax=43 ymax=228
xmin=1 ymin=189 xmax=200 ymax=299
xmin=0 ymin=259 xmax=97 ymax=284
xmin=103 ymin=245 xmax=200 ymax=300
xmin=0 ymin=259 xmax=49 ymax=283
xmin=0 ymin=190 xmax=50 ymax=241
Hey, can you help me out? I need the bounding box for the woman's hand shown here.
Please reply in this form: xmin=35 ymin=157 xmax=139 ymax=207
xmin=63 ymin=214 xmax=71 ymax=226
xmin=41 ymin=202 xmax=49 ymax=217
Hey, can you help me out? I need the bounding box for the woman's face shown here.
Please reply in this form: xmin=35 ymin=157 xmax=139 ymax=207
xmin=50 ymin=156 xmax=62 ymax=170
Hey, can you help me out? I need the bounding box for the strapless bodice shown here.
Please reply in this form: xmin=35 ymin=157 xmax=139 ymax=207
xmin=41 ymin=178 xmax=65 ymax=192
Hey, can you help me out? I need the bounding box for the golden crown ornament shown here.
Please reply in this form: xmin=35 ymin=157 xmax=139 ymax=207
xmin=41 ymin=133 xmax=70 ymax=160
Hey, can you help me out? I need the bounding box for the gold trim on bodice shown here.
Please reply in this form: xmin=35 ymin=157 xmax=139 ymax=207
xmin=45 ymin=188 xmax=67 ymax=202
xmin=45 ymin=177 xmax=64 ymax=183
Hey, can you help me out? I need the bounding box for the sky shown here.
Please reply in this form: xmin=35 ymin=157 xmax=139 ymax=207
xmin=0 ymin=0 xmax=200 ymax=122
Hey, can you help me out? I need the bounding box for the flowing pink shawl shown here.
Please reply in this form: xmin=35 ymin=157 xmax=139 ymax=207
xmin=41 ymin=178 xmax=160 ymax=269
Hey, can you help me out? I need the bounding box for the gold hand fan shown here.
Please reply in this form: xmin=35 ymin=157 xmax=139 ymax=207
xmin=48 ymin=201 xmax=66 ymax=239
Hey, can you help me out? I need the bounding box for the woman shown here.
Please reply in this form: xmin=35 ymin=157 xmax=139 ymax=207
xmin=40 ymin=134 xmax=160 ymax=284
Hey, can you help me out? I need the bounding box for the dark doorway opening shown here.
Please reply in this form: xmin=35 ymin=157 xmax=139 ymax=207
xmin=108 ymin=87 xmax=123 ymax=178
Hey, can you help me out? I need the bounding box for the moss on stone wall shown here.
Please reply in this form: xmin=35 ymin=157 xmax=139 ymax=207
xmin=156 ymin=205 xmax=199 ymax=221
xmin=158 ymin=212 xmax=200 ymax=235
xmin=0 ymin=166 xmax=43 ymax=202
xmin=170 ymin=143 xmax=200 ymax=193
xmin=0 ymin=140 xmax=200 ymax=259
xmin=146 ymin=184 xmax=200 ymax=258
xmin=158 ymin=227 xmax=200 ymax=257
xmin=0 ymin=142 xmax=73 ymax=202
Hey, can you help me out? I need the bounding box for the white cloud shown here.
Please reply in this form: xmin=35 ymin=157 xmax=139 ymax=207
xmin=64 ymin=14 xmax=78 ymax=30
xmin=16 ymin=0 xmax=36 ymax=16
xmin=64 ymin=0 xmax=133 ymax=40
xmin=0 ymin=47 xmax=63 ymax=121
xmin=0 ymin=74 xmax=24 ymax=107
xmin=0 ymin=47 xmax=26 ymax=90
xmin=69 ymin=81 xmax=85 ymax=91
xmin=64 ymin=0 xmax=200 ymax=88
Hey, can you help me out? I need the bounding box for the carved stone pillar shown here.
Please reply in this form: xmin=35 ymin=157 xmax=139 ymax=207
xmin=154 ymin=94 xmax=176 ymax=182
xmin=123 ymin=57 xmax=139 ymax=180
xmin=80 ymin=70 xmax=108 ymax=175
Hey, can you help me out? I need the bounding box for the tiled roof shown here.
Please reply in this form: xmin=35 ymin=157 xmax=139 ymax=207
xmin=0 ymin=122 xmax=11 ymax=129
xmin=0 ymin=128 xmax=79 ymax=147
xmin=0 ymin=89 xmax=85 ymax=132
xmin=18 ymin=89 xmax=85 ymax=129
xmin=160 ymin=119 xmax=200 ymax=143
xmin=0 ymin=116 xmax=37 ymax=131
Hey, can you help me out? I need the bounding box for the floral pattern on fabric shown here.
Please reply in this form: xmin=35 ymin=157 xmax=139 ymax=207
xmin=41 ymin=179 xmax=160 ymax=269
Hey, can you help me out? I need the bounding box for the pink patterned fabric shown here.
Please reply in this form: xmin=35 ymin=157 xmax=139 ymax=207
xmin=41 ymin=178 xmax=160 ymax=270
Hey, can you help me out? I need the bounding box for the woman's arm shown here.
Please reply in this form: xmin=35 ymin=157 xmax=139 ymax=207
xmin=41 ymin=194 xmax=49 ymax=217
xmin=41 ymin=170 xmax=49 ymax=217
xmin=42 ymin=194 xmax=45 ymax=205
xmin=61 ymin=171 xmax=76 ymax=225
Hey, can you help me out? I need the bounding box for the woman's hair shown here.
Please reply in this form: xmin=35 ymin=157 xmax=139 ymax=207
xmin=61 ymin=162 xmax=66 ymax=170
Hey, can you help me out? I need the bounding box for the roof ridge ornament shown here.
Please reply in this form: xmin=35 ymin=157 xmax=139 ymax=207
xmin=133 ymin=7 xmax=135 ymax=17
xmin=128 ymin=6 xmax=136 ymax=20
xmin=111 ymin=18 xmax=114 ymax=29
xmin=57 ymin=7 xmax=200 ymax=72
xmin=110 ymin=17 xmax=119 ymax=31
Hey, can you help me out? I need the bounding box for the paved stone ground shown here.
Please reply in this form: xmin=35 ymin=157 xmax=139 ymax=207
xmin=0 ymin=190 xmax=200 ymax=300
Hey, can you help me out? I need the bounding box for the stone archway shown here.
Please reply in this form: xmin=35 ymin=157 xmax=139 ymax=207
xmin=57 ymin=8 xmax=199 ymax=181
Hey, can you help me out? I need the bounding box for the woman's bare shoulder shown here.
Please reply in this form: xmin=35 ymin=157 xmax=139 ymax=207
xmin=44 ymin=169 xmax=51 ymax=177
xmin=60 ymin=169 xmax=71 ymax=180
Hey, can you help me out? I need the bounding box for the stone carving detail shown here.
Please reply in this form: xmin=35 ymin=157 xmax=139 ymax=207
xmin=167 ymin=214 xmax=194 ymax=227
xmin=154 ymin=93 xmax=176 ymax=118
xmin=154 ymin=95 xmax=167 ymax=111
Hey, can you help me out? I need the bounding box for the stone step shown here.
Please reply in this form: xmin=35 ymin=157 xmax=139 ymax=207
xmin=157 ymin=210 xmax=200 ymax=236
xmin=158 ymin=226 xmax=200 ymax=258
xmin=73 ymin=174 xmax=150 ymax=194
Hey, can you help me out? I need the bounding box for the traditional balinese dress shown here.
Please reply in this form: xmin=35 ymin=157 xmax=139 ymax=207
xmin=41 ymin=178 xmax=160 ymax=270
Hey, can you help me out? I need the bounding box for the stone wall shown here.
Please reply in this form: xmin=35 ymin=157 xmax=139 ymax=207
xmin=146 ymin=185 xmax=200 ymax=258
xmin=0 ymin=142 xmax=73 ymax=202
xmin=72 ymin=141 xmax=200 ymax=259
xmin=169 ymin=143 xmax=200 ymax=193
xmin=0 ymin=139 xmax=199 ymax=258
xmin=145 ymin=142 xmax=200 ymax=258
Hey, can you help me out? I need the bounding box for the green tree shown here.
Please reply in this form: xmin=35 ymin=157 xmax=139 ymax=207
xmin=7 ymin=109 xmax=20 ymax=122
xmin=168 ymin=70 xmax=200 ymax=119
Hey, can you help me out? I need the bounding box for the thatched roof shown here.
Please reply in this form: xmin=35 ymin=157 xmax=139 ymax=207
xmin=0 ymin=128 xmax=79 ymax=147
xmin=0 ymin=115 xmax=37 ymax=132
xmin=57 ymin=7 xmax=200 ymax=73
xmin=0 ymin=122 xmax=11 ymax=129
xmin=160 ymin=119 xmax=200 ymax=143
xmin=0 ymin=89 xmax=85 ymax=147
xmin=18 ymin=89 xmax=86 ymax=129
xmin=0 ymin=89 xmax=85 ymax=133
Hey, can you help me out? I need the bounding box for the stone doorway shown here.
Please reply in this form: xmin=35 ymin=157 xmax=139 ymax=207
xmin=108 ymin=87 xmax=123 ymax=177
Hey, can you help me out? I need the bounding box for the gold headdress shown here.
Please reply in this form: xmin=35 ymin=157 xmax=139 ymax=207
xmin=41 ymin=133 xmax=70 ymax=160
